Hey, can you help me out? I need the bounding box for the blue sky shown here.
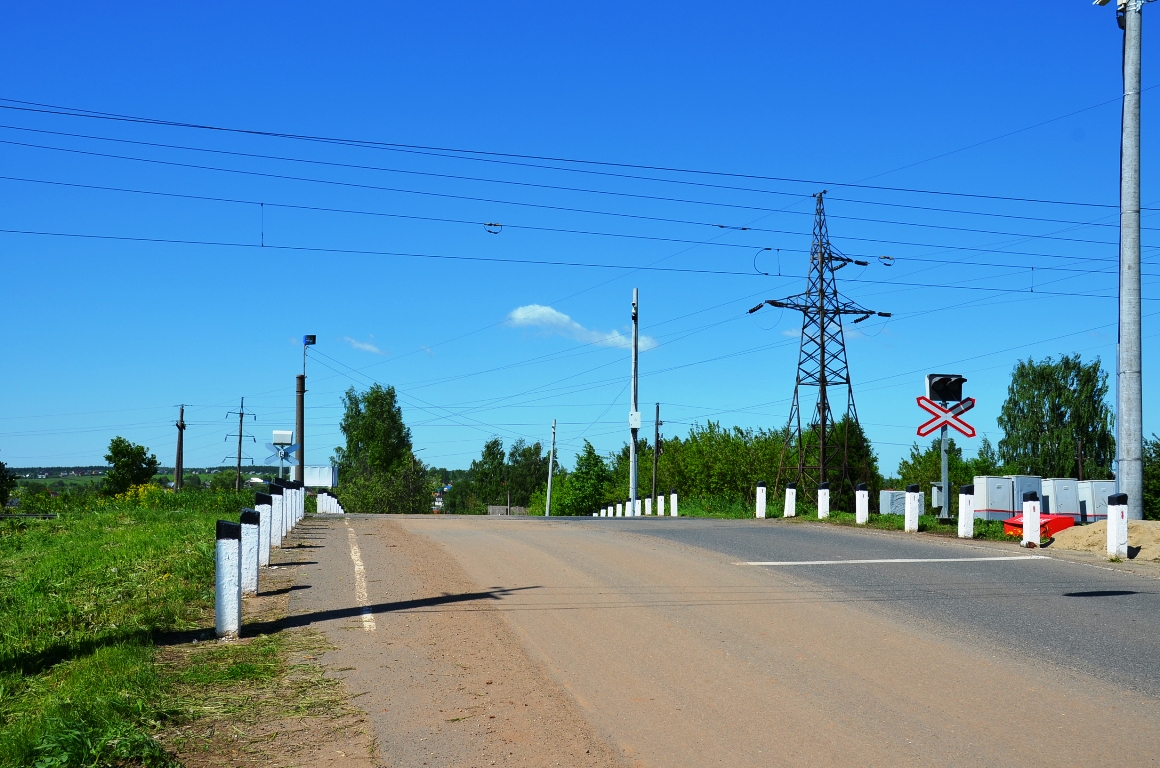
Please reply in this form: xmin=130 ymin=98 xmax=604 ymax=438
xmin=1 ymin=1 xmax=1156 ymax=476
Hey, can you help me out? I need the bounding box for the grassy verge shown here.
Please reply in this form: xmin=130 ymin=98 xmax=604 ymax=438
xmin=0 ymin=485 xmax=344 ymax=767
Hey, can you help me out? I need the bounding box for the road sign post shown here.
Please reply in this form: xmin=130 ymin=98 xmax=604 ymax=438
xmin=919 ymin=374 xmax=974 ymax=521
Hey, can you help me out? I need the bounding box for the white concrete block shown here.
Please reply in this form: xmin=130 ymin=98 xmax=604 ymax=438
xmin=1108 ymin=494 xmax=1128 ymax=558
xmin=215 ymin=521 xmax=242 ymax=638
xmin=756 ymin=483 xmax=767 ymax=519
xmin=784 ymin=486 xmax=796 ymax=518
xmin=817 ymin=487 xmax=830 ymax=519
xmin=904 ymin=489 xmax=920 ymax=532
xmin=855 ymin=488 xmax=868 ymax=525
xmin=271 ymin=495 xmax=283 ymax=548
xmin=255 ymin=500 xmax=271 ymax=567
xmin=670 ymin=492 xmax=679 ymax=517
xmin=616 ymin=503 xmax=623 ymax=517
xmin=958 ymin=490 xmax=975 ymax=539
xmin=658 ymin=495 xmax=665 ymax=516
xmin=1022 ymin=496 xmax=1041 ymax=548
xmin=239 ymin=510 xmax=260 ymax=596
xmin=645 ymin=497 xmax=652 ymax=516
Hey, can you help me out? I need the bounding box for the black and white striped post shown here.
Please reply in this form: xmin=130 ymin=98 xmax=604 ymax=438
xmin=239 ymin=509 xmax=260 ymax=596
xmin=254 ymin=492 xmax=272 ymax=567
xmin=215 ymin=520 xmax=242 ymax=638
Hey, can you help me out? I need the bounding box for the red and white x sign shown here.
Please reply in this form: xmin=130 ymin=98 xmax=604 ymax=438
xmin=916 ymin=396 xmax=976 ymax=438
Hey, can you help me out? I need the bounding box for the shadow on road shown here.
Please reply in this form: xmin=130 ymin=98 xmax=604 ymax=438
xmin=244 ymin=585 xmax=540 ymax=636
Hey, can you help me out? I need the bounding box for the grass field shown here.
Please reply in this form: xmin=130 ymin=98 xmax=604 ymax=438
xmin=0 ymin=486 xmax=313 ymax=767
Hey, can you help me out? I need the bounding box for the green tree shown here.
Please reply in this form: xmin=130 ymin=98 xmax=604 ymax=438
xmin=1143 ymin=434 xmax=1160 ymax=521
xmin=332 ymin=384 xmax=430 ymax=514
xmin=506 ymin=439 xmax=549 ymax=506
xmin=333 ymin=384 xmax=413 ymax=477
xmin=563 ymin=440 xmax=609 ymax=515
xmin=997 ymin=355 xmax=1114 ymax=479
xmin=103 ymin=437 xmax=160 ymax=496
xmin=0 ymin=461 xmax=16 ymax=507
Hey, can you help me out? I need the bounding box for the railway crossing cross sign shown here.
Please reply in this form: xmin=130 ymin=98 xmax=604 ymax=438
xmin=916 ymin=396 xmax=976 ymax=438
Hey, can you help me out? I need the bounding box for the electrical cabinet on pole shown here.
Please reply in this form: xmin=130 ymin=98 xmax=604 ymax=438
xmin=629 ymin=289 xmax=640 ymax=514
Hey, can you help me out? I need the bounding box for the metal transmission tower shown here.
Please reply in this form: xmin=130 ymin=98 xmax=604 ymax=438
xmin=749 ymin=192 xmax=890 ymax=499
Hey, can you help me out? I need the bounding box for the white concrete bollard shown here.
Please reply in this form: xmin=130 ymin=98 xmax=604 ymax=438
xmin=1107 ymin=493 xmax=1128 ymax=558
xmin=904 ymin=484 xmax=920 ymax=532
xmin=255 ymin=493 xmax=272 ymax=567
xmin=670 ymin=490 xmax=679 ymax=517
xmin=855 ymin=483 xmax=868 ymax=525
xmin=635 ymin=499 xmax=642 ymax=516
xmin=239 ymin=509 xmax=260 ymax=596
xmin=784 ymin=483 xmax=796 ymax=518
xmin=957 ymin=485 xmax=975 ymax=539
xmin=270 ymin=490 xmax=284 ymax=549
xmin=756 ymin=482 xmax=767 ymax=519
xmin=658 ymin=494 xmax=665 ymax=516
xmin=645 ymin=497 xmax=652 ymax=516
xmin=616 ymin=502 xmax=623 ymax=517
xmin=1021 ymin=491 xmax=1041 ymax=548
xmin=817 ymin=483 xmax=830 ymax=519
xmin=215 ymin=520 xmax=242 ymax=638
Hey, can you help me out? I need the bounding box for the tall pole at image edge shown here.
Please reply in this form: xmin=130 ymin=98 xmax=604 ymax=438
xmin=545 ymin=419 xmax=556 ymax=517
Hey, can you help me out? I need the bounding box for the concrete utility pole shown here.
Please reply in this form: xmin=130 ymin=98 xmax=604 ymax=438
xmin=629 ymin=289 xmax=640 ymax=515
xmin=545 ymin=419 xmax=556 ymax=517
xmin=1119 ymin=0 xmax=1145 ymax=519
xmin=295 ymin=375 xmax=306 ymax=484
xmin=174 ymin=404 xmax=186 ymax=491
xmin=295 ymin=335 xmax=315 ymax=485
xmin=652 ymin=403 xmax=662 ymax=503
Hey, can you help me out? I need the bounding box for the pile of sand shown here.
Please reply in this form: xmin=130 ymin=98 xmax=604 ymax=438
xmin=1050 ymin=519 xmax=1160 ymax=560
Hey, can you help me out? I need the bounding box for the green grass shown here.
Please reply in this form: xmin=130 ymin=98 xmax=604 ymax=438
xmin=0 ymin=487 xmax=262 ymax=767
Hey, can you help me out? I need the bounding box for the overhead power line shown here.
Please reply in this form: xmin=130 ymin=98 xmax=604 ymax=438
xmin=0 ymin=95 xmax=1142 ymax=209
xmin=0 ymin=225 xmax=1148 ymax=297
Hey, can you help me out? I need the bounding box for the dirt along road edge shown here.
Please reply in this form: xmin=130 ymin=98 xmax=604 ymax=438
xmin=288 ymin=514 xmax=626 ymax=767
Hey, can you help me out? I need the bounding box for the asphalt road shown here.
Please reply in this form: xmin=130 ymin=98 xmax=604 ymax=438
xmin=605 ymin=516 xmax=1160 ymax=697
xmin=293 ymin=514 xmax=1160 ymax=767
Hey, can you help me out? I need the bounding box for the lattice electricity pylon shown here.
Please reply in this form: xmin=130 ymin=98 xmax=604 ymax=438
xmin=748 ymin=192 xmax=891 ymax=501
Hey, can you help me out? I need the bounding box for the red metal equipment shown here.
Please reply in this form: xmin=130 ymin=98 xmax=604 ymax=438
xmin=1002 ymin=513 xmax=1076 ymax=540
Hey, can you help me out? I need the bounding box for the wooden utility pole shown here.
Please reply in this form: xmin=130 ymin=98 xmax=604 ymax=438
xmin=652 ymin=403 xmax=661 ymax=503
xmin=175 ymin=404 xmax=186 ymax=491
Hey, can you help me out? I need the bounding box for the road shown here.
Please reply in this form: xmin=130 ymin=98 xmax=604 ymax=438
xmin=285 ymin=514 xmax=1160 ymax=767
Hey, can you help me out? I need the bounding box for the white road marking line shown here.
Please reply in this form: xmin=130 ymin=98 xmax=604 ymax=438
xmin=345 ymin=521 xmax=376 ymax=631
xmin=737 ymin=555 xmax=1050 ymax=566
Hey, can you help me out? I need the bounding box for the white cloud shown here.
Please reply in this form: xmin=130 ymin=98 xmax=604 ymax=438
xmin=507 ymin=304 xmax=657 ymax=350
xmin=781 ymin=329 xmax=800 ymax=338
xmin=343 ymin=336 xmax=384 ymax=354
